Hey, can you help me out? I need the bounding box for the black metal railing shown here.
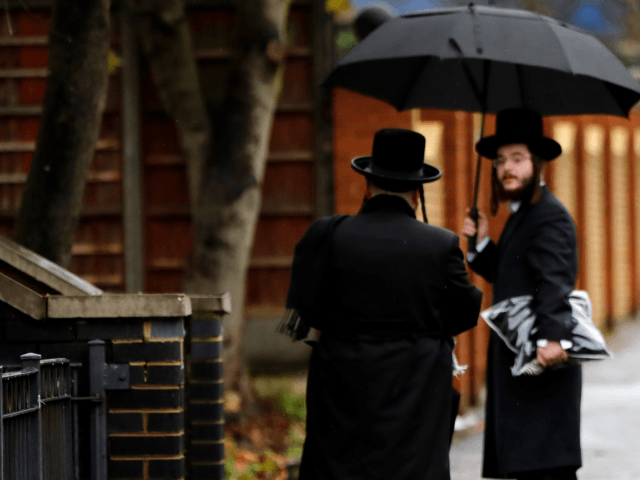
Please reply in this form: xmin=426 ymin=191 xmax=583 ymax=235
xmin=0 ymin=343 xmax=124 ymax=480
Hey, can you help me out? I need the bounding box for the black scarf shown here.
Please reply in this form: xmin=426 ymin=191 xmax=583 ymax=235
xmin=278 ymin=214 xmax=348 ymax=340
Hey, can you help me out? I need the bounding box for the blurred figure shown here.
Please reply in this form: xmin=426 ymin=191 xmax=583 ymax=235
xmin=282 ymin=128 xmax=482 ymax=480
xmin=463 ymin=108 xmax=582 ymax=480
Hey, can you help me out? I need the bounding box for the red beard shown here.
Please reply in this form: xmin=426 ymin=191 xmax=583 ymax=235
xmin=498 ymin=171 xmax=536 ymax=202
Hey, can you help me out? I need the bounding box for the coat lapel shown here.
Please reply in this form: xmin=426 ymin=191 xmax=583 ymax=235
xmin=497 ymin=205 xmax=528 ymax=251
xmin=497 ymin=187 xmax=550 ymax=250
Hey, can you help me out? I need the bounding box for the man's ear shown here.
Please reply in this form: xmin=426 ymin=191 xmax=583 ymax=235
xmin=365 ymin=179 xmax=372 ymax=199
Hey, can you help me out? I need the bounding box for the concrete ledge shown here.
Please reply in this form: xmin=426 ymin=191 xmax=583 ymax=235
xmin=47 ymin=294 xmax=192 ymax=319
xmin=189 ymin=293 xmax=231 ymax=314
xmin=0 ymin=271 xmax=47 ymax=319
xmin=0 ymin=236 xmax=103 ymax=296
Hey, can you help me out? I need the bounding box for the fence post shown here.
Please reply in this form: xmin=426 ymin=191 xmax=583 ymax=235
xmin=21 ymin=353 xmax=43 ymax=480
xmin=89 ymin=340 xmax=107 ymax=480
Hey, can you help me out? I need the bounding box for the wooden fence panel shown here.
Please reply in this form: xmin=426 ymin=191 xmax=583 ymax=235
xmin=551 ymin=121 xmax=578 ymax=222
xmin=610 ymin=125 xmax=632 ymax=323
xmin=0 ymin=9 xmax=126 ymax=292
xmin=583 ymin=123 xmax=608 ymax=329
xmin=411 ymin=111 xmax=445 ymax=227
xmin=634 ymin=127 xmax=640 ymax=307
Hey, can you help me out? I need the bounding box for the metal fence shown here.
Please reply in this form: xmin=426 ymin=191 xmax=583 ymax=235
xmin=0 ymin=343 xmax=120 ymax=480
xmin=0 ymin=354 xmax=74 ymax=480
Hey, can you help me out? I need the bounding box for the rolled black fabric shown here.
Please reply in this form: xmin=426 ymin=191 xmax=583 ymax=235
xmin=278 ymin=214 xmax=348 ymax=340
xmin=480 ymin=290 xmax=611 ymax=376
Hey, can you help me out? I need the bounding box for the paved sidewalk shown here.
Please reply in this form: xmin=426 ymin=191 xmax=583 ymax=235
xmin=450 ymin=315 xmax=640 ymax=480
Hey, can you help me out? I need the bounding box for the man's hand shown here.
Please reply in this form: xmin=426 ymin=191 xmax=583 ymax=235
xmin=537 ymin=341 xmax=568 ymax=368
xmin=462 ymin=209 xmax=489 ymax=242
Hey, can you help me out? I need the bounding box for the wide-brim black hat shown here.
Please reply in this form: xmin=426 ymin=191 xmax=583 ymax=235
xmin=476 ymin=108 xmax=562 ymax=161
xmin=351 ymin=128 xmax=442 ymax=188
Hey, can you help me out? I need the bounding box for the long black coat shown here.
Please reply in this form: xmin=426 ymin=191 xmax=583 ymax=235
xmin=296 ymin=195 xmax=482 ymax=480
xmin=468 ymin=187 xmax=582 ymax=478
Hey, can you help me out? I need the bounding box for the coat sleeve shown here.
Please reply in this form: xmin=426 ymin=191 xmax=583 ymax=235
xmin=467 ymin=239 xmax=498 ymax=284
xmin=441 ymin=235 xmax=483 ymax=337
xmin=523 ymin=210 xmax=578 ymax=341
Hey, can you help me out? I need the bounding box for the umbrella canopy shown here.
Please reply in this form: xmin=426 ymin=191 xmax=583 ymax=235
xmin=324 ymin=5 xmax=640 ymax=117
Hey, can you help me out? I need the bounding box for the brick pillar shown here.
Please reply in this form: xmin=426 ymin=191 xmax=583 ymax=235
xmin=107 ymin=317 xmax=186 ymax=479
xmin=186 ymin=294 xmax=230 ymax=480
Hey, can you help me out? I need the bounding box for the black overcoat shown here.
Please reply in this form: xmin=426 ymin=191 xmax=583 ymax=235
xmin=296 ymin=195 xmax=482 ymax=480
xmin=468 ymin=187 xmax=582 ymax=478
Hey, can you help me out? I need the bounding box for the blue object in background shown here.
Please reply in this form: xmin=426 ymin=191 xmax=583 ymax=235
xmin=568 ymin=0 xmax=624 ymax=37
xmin=350 ymin=0 xmax=627 ymax=39
xmin=351 ymin=0 xmax=445 ymax=15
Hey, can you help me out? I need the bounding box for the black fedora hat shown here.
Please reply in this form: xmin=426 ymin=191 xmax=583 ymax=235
xmin=476 ymin=108 xmax=562 ymax=161
xmin=351 ymin=128 xmax=442 ymax=188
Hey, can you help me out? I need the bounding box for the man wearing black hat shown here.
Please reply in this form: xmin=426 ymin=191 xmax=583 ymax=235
xmin=462 ymin=108 xmax=582 ymax=480
xmin=282 ymin=128 xmax=482 ymax=480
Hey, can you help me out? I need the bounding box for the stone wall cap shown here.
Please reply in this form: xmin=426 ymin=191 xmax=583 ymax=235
xmin=188 ymin=292 xmax=231 ymax=314
xmin=0 ymin=236 xmax=103 ymax=296
xmin=47 ymin=293 xmax=192 ymax=319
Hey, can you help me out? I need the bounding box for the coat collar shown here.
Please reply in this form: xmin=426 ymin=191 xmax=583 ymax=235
xmin=359 ymin=194 xmax=417 ymax=219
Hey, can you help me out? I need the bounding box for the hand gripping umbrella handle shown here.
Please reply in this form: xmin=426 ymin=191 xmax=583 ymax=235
xmin=468 ymin=112 xmax=486 ymax=255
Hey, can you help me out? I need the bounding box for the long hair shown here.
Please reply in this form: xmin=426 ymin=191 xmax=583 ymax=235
xmin=490 ymin=156 xmax=543 ymax=216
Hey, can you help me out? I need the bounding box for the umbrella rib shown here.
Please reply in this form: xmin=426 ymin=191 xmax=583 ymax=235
xmin=602 ymin=81 xmax=631 ymax=117
xmin=542 ymin=18 xmax=576 ymax=75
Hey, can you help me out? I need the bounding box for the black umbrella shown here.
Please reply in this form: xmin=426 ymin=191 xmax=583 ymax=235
xmin=324 ymin=5 xmax=640 ymax=247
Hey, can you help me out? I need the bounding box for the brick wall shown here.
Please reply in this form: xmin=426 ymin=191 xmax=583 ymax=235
xmin=107 ymin=318 xmax=186 ymax=480
xmin=0 ymin=302 xmax=187 ymax=480
xmin=186 ymin=296 xmax=228 ymax=480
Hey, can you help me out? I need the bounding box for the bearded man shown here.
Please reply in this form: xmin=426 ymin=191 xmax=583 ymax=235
xmin=462 ymin=109 xmax=582 ymax=480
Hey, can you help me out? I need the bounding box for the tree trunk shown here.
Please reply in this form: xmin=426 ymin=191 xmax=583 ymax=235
xmin=12 ymin=0 xmax=111 ymax=268
xmin=183 ymin=0 xmax=291 ymax=406
xmin=123 ymin=0 xmax=211 ymax=210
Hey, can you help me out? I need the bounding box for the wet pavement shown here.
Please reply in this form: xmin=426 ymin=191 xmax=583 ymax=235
xmin=450 ymin=315 xmax=640 ymax=480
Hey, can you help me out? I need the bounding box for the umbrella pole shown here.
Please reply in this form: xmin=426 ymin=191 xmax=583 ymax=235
xmin=468 ymin=112 xmax=486 ymax=253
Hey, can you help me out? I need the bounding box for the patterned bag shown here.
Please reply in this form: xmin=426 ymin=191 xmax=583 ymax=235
xmin=480 ymin=290 xmax=612 ymax=376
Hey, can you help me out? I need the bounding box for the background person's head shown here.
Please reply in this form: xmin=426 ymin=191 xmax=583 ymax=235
xmin=475 ymin=108 xmax=561 ymax=215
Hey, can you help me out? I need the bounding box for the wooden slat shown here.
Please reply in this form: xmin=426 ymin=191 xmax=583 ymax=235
xmin=194 ymin=46 xmax=311 ymax=60
xmin=146 ymin=204 xmax=190 ymax=218
xmin=71 ymin=242 xmax=123 ymax=256
xmin=277 ymin=101 xmax=313 ymax=113
xmin=0 ymin=68 xmax=48 ymax=78
xmin=0 ymin=104 xmax=122 ymax=116
xmin=77 ymin=274 xmax=124 ymax=288
xmin=0 ymin=204 xmax=121 ymax=219
xmin=145 ymin=202 xmax=314 ymax=218
xmin=261 ymin=201 xmax=314 ymax=216
xmin=0 ymin=36 xmax=48 ymax=46
xmin=146 ymin=154 xmax=184 ymax=166
xmin=148 ymin=257 xmax=185 ymax=271
xmin=249 ymin=255 xmax=292 ymax=268
xmin=0 ymin=106 xmax=43 ymax=116
xmin=267 ymin=150 xmax=314 ymax=162
xmin=0 ymin=138 xmax=120 ymax=153
xmin=0 ymin=170 xmax=121 ymax=184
